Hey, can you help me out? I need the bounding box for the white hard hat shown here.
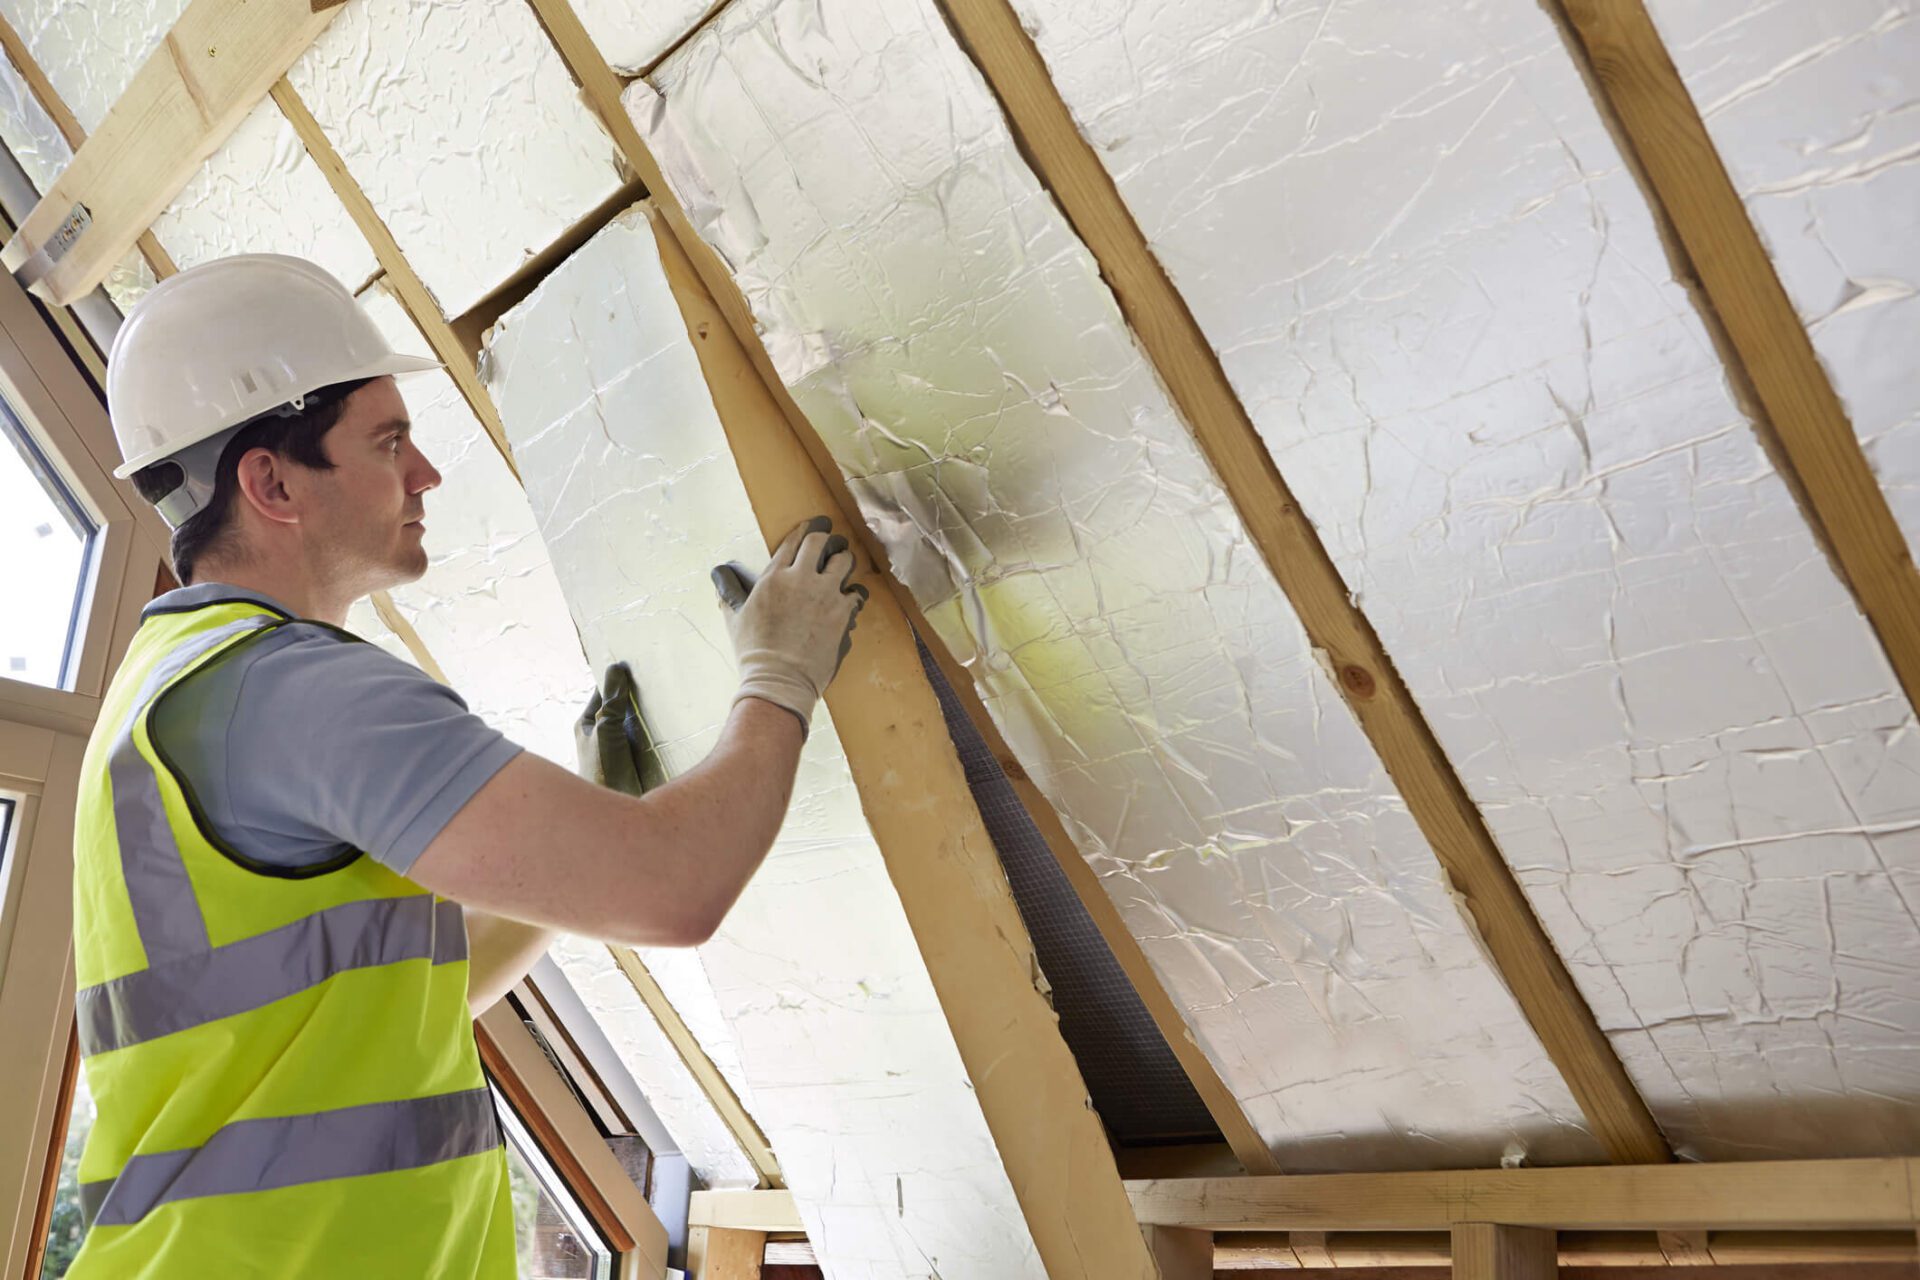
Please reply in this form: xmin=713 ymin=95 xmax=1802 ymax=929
xmin=107 ymin=254 xmax=439 ymax=522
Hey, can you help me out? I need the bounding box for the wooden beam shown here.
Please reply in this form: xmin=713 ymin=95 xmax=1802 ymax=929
xmin=642 ymin=200 xmax=1156 ymax=1280
xmin=0 ymin=11 xmax=176 ymax=283
xmin=1557 ymin=0 xmax=1920 ymax=716
xmin=521 ymin=0 xmax=1278 ymax=1178
xmin=1142 ymin=1225 xmax=1213 ymax=1280
xmin=267 ymin=80 xmax=519 ymax=479
xmin=1451 ymin=1225 xmax=1556 ymax=1280
xmin=927 ymin=0 xmax=1669 ymax=1167
xmin=606 ymin=946 xmax=784 ymax=1190
xmin=689 ymin=1190 xmax=803 ymax=1234
xmin=688 ymin=1225 xmax=764 ymax=1280
xmin=0 ymin=0 xmax=340 ymax=304
xmin=1210 ymin=1229 xmax=1920 ymax=1270
xmin=1129 ymin=1158 xmax=1920 ymax=1232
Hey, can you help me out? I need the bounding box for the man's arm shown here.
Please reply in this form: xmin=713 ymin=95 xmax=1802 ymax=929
xmin=416 ymin=684 xmax=805 ymax=946
xmin=464 ymin=911 xmax=556 ymax=1016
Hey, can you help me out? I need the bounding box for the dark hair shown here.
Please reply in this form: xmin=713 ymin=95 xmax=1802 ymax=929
xmin=137 ymin=379 xmax=370 ymax=584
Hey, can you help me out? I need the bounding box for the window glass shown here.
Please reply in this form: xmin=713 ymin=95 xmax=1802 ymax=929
xmin=1 ymin=396 xmax=94 ymax=688
xmin=497 ymin=1092 xmax=614 ymax=1280
xmin=38 ymin=1055 xmax=91 ymax=1278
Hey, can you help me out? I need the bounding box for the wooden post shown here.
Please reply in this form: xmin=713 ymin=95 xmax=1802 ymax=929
xmin=688 ymin=1226 xmax=766 ymax=1280
xmin=1452 ymin=1225 xmax=1556 ymax=1279
xmin=1141 ymin=1225 xmax=1212 ymax=1280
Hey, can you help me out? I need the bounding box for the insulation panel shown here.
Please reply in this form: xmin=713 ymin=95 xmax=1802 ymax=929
xmin=1007 ymin=0 xmax=1920 ymax=1158
xmin=485 ymin=206 xmax=1047 ymax=1279
xmin=636 ymin=0 xmax=1601 ymax=1171
xmin=357 ymin=283 xmax=586 ymax=768
xmin=286 ymin=0 xmax=627 ymax=317
xmin=1646 ymin=0 xmax=1920 ymax=559
xmin=570 ymin=0 xmax=717 ymax=76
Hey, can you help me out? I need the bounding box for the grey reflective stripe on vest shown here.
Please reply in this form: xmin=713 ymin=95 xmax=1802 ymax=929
xmin=75 ymin=897 xmax=468 ymax=1056
xmin=111 ymin=617 xmax=279 ymax=965
xmin=78 ymin=1086 xmax=501 ymax=1229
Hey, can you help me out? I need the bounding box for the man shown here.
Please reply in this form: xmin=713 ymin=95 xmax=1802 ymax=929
xmin=68 ymin=254 xmax=865 ymax=1276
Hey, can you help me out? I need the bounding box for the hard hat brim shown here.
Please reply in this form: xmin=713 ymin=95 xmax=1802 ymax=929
xmin=112 ymin=353 xmax=445 ymax=479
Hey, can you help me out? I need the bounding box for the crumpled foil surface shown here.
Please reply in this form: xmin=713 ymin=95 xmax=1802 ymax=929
xmin=1649 ymin=0 xmax=1920 ymax=563
xmin=1009 ymin=0 xmax=1920 ymax=1158
xmin=485 ymin=204 xmax=1047 ymax=1279
xmin=637 ymin=0 xmax=1603 ymax=1170
xmin=288 ymin=0 xmax=626 ymax=316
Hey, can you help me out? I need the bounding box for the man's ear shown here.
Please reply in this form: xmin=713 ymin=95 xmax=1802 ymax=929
xmin=232 ymin=448 xmax=302 ymax=528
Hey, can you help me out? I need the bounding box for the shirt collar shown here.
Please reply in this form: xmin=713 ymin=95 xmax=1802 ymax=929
xmin=141 ymin=582 xmax=300 ymax=622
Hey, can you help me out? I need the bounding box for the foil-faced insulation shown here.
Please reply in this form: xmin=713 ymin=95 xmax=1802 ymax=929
xmin=1646 ymin=0 xmax=1920 ymax=557
xmin=569 ymin=0 xmax=718 ymax=76
xmin=1007 ymin=0 xmax=1920 ymax=1158
xmin=0 ymin=0 xmax=377 ymax=314
xmin=484 ymin=205 xmax=1048 ymax=1278
xmin=286 ymin=0 xmax=627 ymax=318
xmin=356 ymin=282 xmax=587 ymax=767
xmin=637 ymin=0 xmax=1601 ymax=1171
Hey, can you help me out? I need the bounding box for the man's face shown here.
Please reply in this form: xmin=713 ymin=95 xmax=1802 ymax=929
xmin=302 ymin=377 xmax=441 ymax=593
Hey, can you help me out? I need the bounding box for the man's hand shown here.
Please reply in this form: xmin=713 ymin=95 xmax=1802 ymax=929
xmin=575 ymin=661 xmax=664 ymax=795
xmin=712 ymin=515 xmax=869 ymax=737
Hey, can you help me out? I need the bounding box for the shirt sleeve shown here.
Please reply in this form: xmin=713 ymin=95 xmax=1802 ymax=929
xmin=162 ymin=623 xmax=524 ymax=875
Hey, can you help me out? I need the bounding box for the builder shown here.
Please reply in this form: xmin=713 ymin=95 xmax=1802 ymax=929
xmin=65 ymin=254 xmax=866 ymax=1277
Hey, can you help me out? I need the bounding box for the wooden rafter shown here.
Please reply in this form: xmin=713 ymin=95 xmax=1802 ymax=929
xmin=928 ymin=0 xmax=1669 ymax=1165
xmin=607 ymin=946 xmax=784 ymax=1190
xmin=1555 ymin=0 xmax=1920 ymax=714
xmin=641 ymin=199 xmax=1157 ymax=1279
xmin=520 ymin=0 xmax=1280 ymax=1177
xmin=1128 ymin=1157 xmax=1920 ymax=1232
xmin=0 ymin=11 xmax=176 ymax=282
xmin=0 ymin=0 xmax=341 ymax=304
xmin=267 ymin=80 xmax=519 ymax=479
xmin=1453 ymin=1224 xmax=1557 ymax=1280
xmin=1213 ymin=1229 xmax=1920 ymax=1270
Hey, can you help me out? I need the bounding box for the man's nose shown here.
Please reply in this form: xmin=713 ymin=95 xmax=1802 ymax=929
xmin=408 ymin=446 xmax=442 ymax=494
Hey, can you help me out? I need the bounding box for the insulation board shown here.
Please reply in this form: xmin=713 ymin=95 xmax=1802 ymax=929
xmin=287 ymin=0 xmax=627 ymax=317
xmin=484 ymin=204 xmax=1047 ymax=1279
xmin=357 ymin=282 xmax=587 ymax=768
xmin=1007 ymin=0 xmax=1920 ymax=1158
xmin=636 ymin=0 xmax=1601 ymax=1171
xmin=1647 ymin=0 xmax=1920 ymax=561
xmin=570 ymin=0 xmax=718 ymax=76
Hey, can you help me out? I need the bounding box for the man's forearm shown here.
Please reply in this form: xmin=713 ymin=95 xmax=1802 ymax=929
xmin=466 ymin=910 xmax=558 ymax=1015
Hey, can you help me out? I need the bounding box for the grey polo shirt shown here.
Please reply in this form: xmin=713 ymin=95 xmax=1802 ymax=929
xmin=145 ymin=583 xmax=523 ymax=875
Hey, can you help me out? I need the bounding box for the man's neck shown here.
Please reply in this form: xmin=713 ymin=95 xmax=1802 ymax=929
xmin=188 ymin=560 xmax=357 ymax=627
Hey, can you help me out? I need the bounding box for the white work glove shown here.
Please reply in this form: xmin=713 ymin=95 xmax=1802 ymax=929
xmin=711 ymin=516 xmax=869 ymax=737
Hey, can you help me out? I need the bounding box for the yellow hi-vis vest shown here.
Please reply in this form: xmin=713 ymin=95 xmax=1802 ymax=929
xmin=67 ymin=594 xmax=516 ymax=1278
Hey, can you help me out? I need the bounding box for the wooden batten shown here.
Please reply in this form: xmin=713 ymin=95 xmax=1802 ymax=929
xmin=0 ymin=0 xmax=338 ymax=304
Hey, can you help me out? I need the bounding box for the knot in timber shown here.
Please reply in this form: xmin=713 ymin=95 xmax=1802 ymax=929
xmin=1339 ymin=662 xmax=1377 ymax=700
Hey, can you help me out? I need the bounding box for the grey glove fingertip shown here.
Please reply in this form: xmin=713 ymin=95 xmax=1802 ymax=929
xmin=815 ymin=533 xmax=850 ymax=573
xmin=711 ymin=562 xmax=752 ymax=609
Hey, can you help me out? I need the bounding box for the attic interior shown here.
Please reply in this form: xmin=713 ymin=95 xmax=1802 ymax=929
xmin=0 ymin=0 xmax=1915 ymax=1277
